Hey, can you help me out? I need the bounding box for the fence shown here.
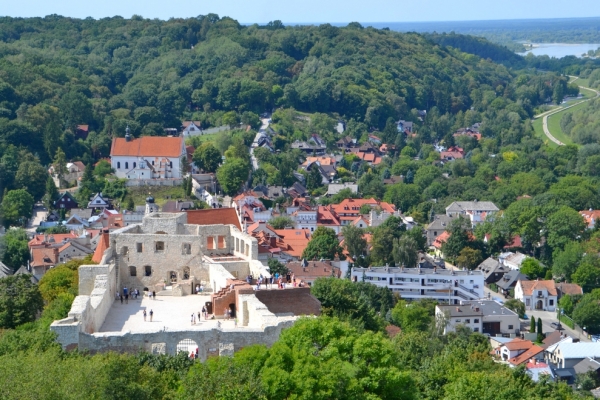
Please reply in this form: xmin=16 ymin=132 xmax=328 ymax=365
xmin=124 ymin=178 xmax=184 ymax=187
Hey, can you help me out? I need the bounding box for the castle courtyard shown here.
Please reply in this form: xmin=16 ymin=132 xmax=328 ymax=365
xmin=99 ymin=294 xmax=239 ymax=333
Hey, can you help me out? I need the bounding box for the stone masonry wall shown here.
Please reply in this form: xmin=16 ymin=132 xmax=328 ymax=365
xmin=79 ymin=320 xmax=295 ymax=360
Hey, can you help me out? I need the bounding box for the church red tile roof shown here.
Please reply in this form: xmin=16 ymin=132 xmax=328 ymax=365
xmin=110 ymin=136 xmax=184 ymax=157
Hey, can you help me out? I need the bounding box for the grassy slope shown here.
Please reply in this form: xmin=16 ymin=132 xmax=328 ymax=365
xmin=533 ymin=85 xmax=597 ymax=147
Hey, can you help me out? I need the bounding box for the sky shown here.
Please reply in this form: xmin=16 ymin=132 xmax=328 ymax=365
xmin=1 ymin=0 xmax=600 ymax=23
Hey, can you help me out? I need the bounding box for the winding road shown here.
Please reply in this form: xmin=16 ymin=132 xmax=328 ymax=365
xmin=535 ymin=77 xmax=600 ymax=146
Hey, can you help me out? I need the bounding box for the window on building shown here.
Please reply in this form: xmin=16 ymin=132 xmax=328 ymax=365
xmin=206 ymin=237 xmax=214 ymax=250
xmin=117 ymin=162 xmax=121 ymax=169
xmin=474 ymin=319 xmax=479 ymax=323
xmin=474 ymin=328 xmax=479 ymax=332
xmin=133 ymin=162 xmax=136 ymax=168
xmin=549 ymin=299 xmax=554 ymax=306
xmin=508 ymin=325 xmax=514 ymax=330
xmin=526 ymin=299 xmax=530 ymax=306
xmin=182 ymin=243 xmax=191 ymax=255
xmin=455 ymin=319 xmax=461 ymax=323
xmin=465 ymin=319 xmax=470 ymax=323
xmin=136 ymin=243 xmax=142 ymax=252
xmin=538 ymin=291 xmax=543 ymax=296
xmin=129 ymin=266 xmax=137 ymax=276
xmin=169 ymin=161 xmax=173 ymax=168
xmin=155 ymin=241 xmax=165 ymax=252
xmin=144 ymin=266 xmax=152 ymax=276
xmin=125 ymin=162 xmax=129 ymax=169
xmin=217 ymin=236 xmax=226 ymax=249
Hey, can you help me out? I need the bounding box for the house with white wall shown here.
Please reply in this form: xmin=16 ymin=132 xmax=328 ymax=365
xmin=110 ymin=129 xmax=186 ymax=179
xmin=515 ymin=279 xmax=558 ymax=311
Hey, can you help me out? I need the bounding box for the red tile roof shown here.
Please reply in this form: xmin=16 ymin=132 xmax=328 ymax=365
xmin=273 ymin=229 xmax=311 ymax=258
xmin=92 ymin=233 xmax=110 ymax=264
xmin=433 ymin=231 xmax=450 ymax=249
xmin=110 ymin=136 xmax=184 ymax=157
xmin=556 ymin=282 xmax=583 ymax=296
xmin=519 ymin=280 xmax=558 ymax=296
xmin=30 ymin=247 xmax=58 ymax=267
xmin=504 ymin=338 xmax=535 ymax=351
xmin=580 ymin=210 xmax=600 ymax=228
xmin=509 ymin=345 xmax=545 ymax=366
xmin=185 ymin=208 xmax=241 ymax=230
xmin=28 ymin=232 xmax=78 ymax=248
xmin=331 ymin=198 xmax=395 ymax=216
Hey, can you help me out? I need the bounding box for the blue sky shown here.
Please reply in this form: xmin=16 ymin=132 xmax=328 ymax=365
xmin=2 ymin=0 xmax=600 ymax=23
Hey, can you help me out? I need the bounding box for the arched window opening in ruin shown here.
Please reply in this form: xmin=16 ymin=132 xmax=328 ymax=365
xmin=155 ymin=241 xmax=165 ymax=252
xmin=169 ymin=271 xmax=177 ymax=283
xmin=176 ymin=338 xmax=198 ymax=355
xmin=129 ymin=266 xmax=137 ymax=276
xmin=183 ymin=267 xmax=190 ymax=280
xmin=218 ymin=236 xmax=226 ymax=249
xmin=144 ymin=265 xmax=152 ymax=276
xmin=182 ymin=243 xmax=191 ymax=255
xmin=206 ymin=236 xmax=215 ymax=250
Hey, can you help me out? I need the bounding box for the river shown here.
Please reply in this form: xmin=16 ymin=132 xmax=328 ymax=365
xmin=518 ymin=43 xmax=600 ymax=58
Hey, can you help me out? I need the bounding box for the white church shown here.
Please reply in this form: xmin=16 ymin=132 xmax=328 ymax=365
xmin=110 ymin=127 xmax=186 ymax=180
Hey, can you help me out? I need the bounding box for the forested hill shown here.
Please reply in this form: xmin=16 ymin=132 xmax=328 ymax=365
xmin=0 ymin=15 xmax=520 ymax=163
xmin=425 ymin=32 xmax=526 ymax=67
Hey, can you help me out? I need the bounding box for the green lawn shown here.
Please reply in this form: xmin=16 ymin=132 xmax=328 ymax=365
xmin=576 ymin=78 xmax=590 ymax=88
xmin=546 ymin=111 xmax=573 ymax=146
xmin=127 ymin=185 xmax=189 ymax=207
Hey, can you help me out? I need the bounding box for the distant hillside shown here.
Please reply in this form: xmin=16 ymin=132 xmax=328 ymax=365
xmin=425 ymin=32 xmax=525 ymax=67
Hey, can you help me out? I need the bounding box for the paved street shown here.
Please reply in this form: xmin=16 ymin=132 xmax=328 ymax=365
xmin=27 ymin=204 xmax=48 ymax=234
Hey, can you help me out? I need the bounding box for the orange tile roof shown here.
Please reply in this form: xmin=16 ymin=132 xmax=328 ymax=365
xmin=274 ymin=229 xmax=311 ymax=258
xmin=580 ymin=210 xmax=600 ymax=228
xmin=185 ymin=208 xmax=241 ymax=230
xmin=28 ymin=232 xmax=78 ymax=248
xmin=30 ymin=247 xmax=58 ymax=267
xmin=92 ymin=233 xmax=110 ymax=264
xmin=433 ymin=231 xmax=450 ymax=249
xmin=110 ymin=136 xmax=184 ymax=157
xmin=504 ymin=338 xmax=535 ymax=351
xmin=519 ymin=280 xmax=558 ymax=296
xmin=556 ymin=282 xmax=583 ymax=296
xmin=509 ymin=345 xmax=545 ymax=366
xmin=331 ymin=198 xmax=395 ymax=216
xmin=317 ymin=206 xmax=341 ymax=226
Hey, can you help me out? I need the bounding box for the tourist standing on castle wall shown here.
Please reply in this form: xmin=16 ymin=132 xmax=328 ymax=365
xmin=143 ymin=310 xmax=147 ymax=321
xmin=149 ymin=309 xmax=153 ymax=321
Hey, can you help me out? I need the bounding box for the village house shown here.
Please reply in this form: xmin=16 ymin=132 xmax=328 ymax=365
xmin=515 ymin=279 xmax=558 ymax=311
xmin=426 ymin=214 xmax=455 ymax=246
xmin=436 ymin=300 xmax=519 ymax=336
xmin=477 ymin=257 xmax=510 ymax=285
xmin=54 ymin=192 xmax=79 ymax=211
xmin=440 ymin=146 xmax=465 ymax=161
xmin=496 ymin=269 xmax=528 ymax=297
xmin=499 ymin=251 xmax=528 ymax=270
xmin=445 ymin=201 xmax=499 ymax=226
xmin=110 ymin=128 xmax=186 ymax=179
xmin=181 ymin=120 xmax=202 ymax=135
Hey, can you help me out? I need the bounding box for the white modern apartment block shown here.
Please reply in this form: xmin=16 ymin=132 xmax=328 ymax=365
xmin=436 ymin=300 xmax=520 ymax=336
xmin=351 ymin=267 xmax=484 ymax=304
